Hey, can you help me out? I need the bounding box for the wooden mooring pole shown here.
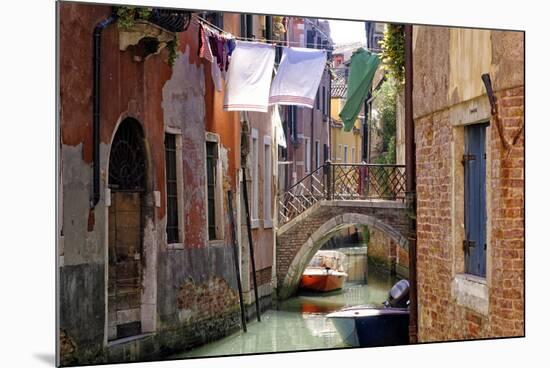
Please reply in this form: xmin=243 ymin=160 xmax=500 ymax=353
xmin=227 ymin=191 xmax=247 ymax=332
xmin=242 ymin=168 xmax=262 ymax=322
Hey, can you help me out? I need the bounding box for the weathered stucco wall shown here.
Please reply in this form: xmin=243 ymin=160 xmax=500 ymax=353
xmin=413 ymin=26 xmax=524 ymax=120
xmin=58 ymin=3 xmax=250 ymax=365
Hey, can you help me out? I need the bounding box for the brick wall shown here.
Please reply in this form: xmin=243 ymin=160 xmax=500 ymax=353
xmin=367 ymin=228 xmax=396 ymax=269
xmin=487 ymin=87 xmax=525 ymax=337
xmin=415 ymin=86 xmax=524 ymax=341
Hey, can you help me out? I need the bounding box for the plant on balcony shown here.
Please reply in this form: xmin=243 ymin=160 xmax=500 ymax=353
xmin=166 ymin=37 xmax=178 ymax=66
xmin=116 ymin=6 xmax=153 ymax=30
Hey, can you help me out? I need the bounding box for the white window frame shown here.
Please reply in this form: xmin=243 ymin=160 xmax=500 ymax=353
xmin=338 ymin=144 xmax=342 ymax=162
xmin=304 ymin=137 xmax=311 ymax=174
xmin=351 ymin=146 xmax=356 ymax=164
xmin=205 ymin=132 xmax=225 ymax=244
xmin=251 ymin=129 xmax=260 ymax=228
xmin=263 ymin=136 xmax=272 ymax=228
xmin=165 ymin=127 xmax=185 ymax=249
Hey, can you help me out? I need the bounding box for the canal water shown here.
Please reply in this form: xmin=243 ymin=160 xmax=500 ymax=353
xmin=173 ymin=259 xmax=398 ymax=359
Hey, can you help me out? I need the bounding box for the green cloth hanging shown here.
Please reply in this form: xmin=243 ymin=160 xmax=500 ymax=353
xmin=339 ymin=49 xmax=380 ymax=132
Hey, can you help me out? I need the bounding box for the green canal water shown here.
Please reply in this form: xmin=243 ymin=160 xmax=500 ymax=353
xmin=173 ymin=265 xmax=398 ymax=359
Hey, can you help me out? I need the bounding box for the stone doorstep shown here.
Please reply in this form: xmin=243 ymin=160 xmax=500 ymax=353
xmin=107 ymin=332 xmax=154 ymax=347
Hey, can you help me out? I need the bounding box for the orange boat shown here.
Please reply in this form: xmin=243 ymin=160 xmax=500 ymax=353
xmin=300 ymin=250 xmax=348 ymax=292
xmin=300 ymin=268 xmax=347 ymax=292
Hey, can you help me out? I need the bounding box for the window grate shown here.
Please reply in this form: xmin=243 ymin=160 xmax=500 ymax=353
xmin=165 ymin=134 xmax=179 ymax=243
xmin=109 ymin=119 xmax=146 ymax=192
xmin=206 ymin=142 xmax=218 ymax=240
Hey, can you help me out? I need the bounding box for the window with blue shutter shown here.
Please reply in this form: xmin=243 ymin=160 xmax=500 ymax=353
xmin=464 ymin=123 xmax=488 ymax=277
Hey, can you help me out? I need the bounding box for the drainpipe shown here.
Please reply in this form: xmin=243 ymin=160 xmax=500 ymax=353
xmin=91 ymin=12 xmax=117 ymax=208
xmin=404 ymin=24 xmax=418 ymax=344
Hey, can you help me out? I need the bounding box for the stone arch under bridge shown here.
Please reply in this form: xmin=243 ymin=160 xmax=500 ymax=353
xmin=276 ymin=200 xmax=409 ymax=300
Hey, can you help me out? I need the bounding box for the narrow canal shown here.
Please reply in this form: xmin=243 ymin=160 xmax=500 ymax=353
xmin=174 ymin=253 xmax=398 ymax=358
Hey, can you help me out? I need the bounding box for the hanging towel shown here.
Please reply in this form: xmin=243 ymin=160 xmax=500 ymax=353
xmin=269 ymin=47 xmax=327 ymax=108
xmin=272 ymin=105 xmax=287 ymax=148
xmin=339 ymin=48 xmax=380 ymax=131
xmin=224 ymin=41 xmax=275 ymax=112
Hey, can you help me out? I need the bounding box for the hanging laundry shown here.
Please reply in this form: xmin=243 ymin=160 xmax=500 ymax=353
xmin=224 ymin=41 xmax=275 ymax=112
xmin=198 ymin=24 xmax=214 ymax=62
xmin=215 ymin=37 xmax=226 ymax=71
xmin=269 ymin=47 xmax=327 ymax=108
xmin=227 ymin=39 xmax=236 ymax=56
xmin=339 ymin=48 xmax=380 ymax=131
xmin=211 ymin=59 xmax=223 ymax=92
xmin=225 ymin=38 xmax=237 ymax=71
xmin=209 ymin=34 xmax=218 ymax=62
xmin=272 ymin=105 xmax=287 ymax=148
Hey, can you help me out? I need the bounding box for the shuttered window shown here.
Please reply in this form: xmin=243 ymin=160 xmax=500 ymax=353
xmin=316 ymin=89 xmax=320 ymax=110
xmin=464 ymin=123 xmax=488 ymax=277
xmin=322 ymin=86 xmax=327 ymax=116
xmin=306 ymin=30 xmax=314 ymax=48
xmin=206 ymin=141 xmax=217 ymax=240
xmin=165 ymin=134 xmax=179 ymax=244
xmin=315 ymin=141 xmax=320 ymax=169
xmin=288 ymin=106 xmax=297 ymax=142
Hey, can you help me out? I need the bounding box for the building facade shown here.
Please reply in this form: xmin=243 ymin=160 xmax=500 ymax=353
xmin=278 ymin=17 xmax=332 ymax=192
xmin=330 ymin=76 xmax=362 ymax=164
xmin=58 ymin=3 xmax=279 ymax=364
xmin=413 ymin=26 xmax=524 ymax=341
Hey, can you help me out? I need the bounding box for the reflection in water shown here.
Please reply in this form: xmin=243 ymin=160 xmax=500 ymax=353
xmin=173 ymin=265 xmax=398 ymax=359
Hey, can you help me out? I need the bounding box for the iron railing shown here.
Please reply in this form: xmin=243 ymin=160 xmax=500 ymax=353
xmin=278 ymin=162 xmax=406 ymax=225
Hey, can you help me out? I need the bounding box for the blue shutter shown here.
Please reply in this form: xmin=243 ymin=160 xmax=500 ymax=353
xmin=464 ymin=123 xmax=488 ymax=277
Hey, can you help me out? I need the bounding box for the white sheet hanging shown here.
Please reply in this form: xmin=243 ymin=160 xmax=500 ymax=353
xmin=272 ymin=105 xmax=287 ymax=148
xmin=223 ymin=41 xmax=275 ymax=112
xmin=269 ymin=47 xmax=327 ymax=108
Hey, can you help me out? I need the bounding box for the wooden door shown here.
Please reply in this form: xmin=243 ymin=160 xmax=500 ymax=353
xmin=108 ymin=192 xmax=142 ymax=340
xmin=107 ymin=118 xmax=146 ymax=340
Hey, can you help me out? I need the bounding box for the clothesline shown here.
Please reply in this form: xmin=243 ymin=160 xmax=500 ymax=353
xmin=192 ymin=16 xmax=332 ymax=50
xmin=193 ymin=15 xmax=380 ymax=53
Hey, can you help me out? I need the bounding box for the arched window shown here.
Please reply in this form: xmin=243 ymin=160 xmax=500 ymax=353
xmin=109 ymin=118 xmax=146 ymax=192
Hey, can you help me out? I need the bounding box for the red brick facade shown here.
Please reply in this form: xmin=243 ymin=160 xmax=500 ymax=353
xmin=415 ymin=86 xmax=524 ymax=341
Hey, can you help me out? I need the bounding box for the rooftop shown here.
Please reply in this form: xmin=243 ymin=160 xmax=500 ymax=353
xmin=331 ymin=75 xmax=347 ymax=98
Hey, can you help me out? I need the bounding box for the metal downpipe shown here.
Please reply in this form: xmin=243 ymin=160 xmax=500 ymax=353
xmin=91 ymin=13 xmax=117 ymax=208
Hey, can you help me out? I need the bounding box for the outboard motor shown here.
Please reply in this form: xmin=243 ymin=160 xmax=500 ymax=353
xmin=383 ymin=279 xmax=410 ymax=308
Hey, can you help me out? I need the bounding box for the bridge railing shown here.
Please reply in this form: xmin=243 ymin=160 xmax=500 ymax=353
xmin=278 ymin=162 xmax=406 ymax=225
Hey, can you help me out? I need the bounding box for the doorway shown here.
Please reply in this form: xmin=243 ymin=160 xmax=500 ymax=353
xmin=107 ymin=118 xmax=146 ymax=340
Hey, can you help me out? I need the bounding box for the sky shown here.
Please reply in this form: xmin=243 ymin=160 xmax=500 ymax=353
xmin=327 ymin=19 xmax=367 ymax=46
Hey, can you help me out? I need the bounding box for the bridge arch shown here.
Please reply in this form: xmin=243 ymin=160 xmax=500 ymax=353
xmin=277 ymin=208 xmax=408 ymax=300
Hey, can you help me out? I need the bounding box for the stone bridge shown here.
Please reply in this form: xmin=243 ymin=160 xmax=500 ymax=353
xmin=275 ymin=163 xmax=409 ymax=300
xmin=276 ymin=199 xmax=408 ymax=299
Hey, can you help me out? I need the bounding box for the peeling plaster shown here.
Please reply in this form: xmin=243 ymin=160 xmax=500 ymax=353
xmin=62 ymin=144 xmax=104 ymax=265
xmin=161 ymin=47 xmax=208 ymax=248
